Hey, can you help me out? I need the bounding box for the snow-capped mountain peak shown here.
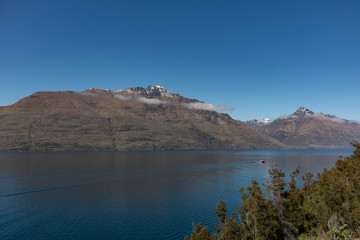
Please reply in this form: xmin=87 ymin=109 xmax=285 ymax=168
xmin=245 ymin=118 xmax=272 ymax=129
xmin=260 ymin=118 xmax=272 ymax=124
xmin=290 ymin=107 xmax=345 ymax=122
xmin=123 ymin=85 xmax=173 ymax=97
xmin=84 ymin=85 xmax=174 ymax=98
xmin=292 ymin=107 xmax=314 ymax=116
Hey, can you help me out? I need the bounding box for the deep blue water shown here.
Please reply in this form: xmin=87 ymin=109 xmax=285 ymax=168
xmin=0 ymin=149 xmax=353 ymax=239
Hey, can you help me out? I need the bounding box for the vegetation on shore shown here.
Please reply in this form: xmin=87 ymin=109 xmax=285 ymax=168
xmin=185 ymin=142 xmax=360 ymax=240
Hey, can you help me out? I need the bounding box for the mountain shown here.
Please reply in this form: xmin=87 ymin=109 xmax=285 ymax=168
xmin=245 ymin=118 xmax=272 ymax=130
xmin=251 ymin=107 xmax=360 ymax=148
xmin=0 ymin=85 xmax=284 ymax=151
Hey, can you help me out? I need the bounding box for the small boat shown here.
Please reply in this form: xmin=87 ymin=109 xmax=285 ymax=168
xmin=258 ymin=160 xmax=265 ymax=164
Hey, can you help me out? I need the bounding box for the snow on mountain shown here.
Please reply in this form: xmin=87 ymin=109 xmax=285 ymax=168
xmin=86 ymin=85 xmax=174 ymax=97
xmin=83 ymin=85 xmax=236 ymax=112
xmin=246 ymin=106 xmax=360 ymax=135
xmin=260 ymin=118 xmax=272 ymax=124
xmin=0 ymin=88 xmax=284 ymax=151
xmin=121 ymin=85 xmax=173 ymax=97
xmin=245 ymin=118 xmax=272 ymax=129
xmin=287 ymin=107 xmax=349 ymax=124
xmin=291 ymin=107 xmax=314 ymax=116
xmin=259 ymin=107 xmax=360 ymax=148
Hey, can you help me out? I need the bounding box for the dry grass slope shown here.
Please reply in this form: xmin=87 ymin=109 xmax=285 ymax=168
xmin=0 ymin=90 xmax=285 ymax=151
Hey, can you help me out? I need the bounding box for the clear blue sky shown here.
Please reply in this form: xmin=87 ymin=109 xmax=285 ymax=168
xmin=1 ymin=0 xmax=359 ymax=121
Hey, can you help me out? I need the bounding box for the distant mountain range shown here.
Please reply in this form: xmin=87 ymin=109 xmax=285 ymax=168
xmin=245 ymin=107 xmax=360 ymax=148
xmin=0 ymin=85 xmax=284 ymax=151
xmin=1 ymin=86 xmax=358 ymax=151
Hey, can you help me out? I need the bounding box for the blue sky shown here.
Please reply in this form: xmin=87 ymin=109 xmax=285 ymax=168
xmin=1 ymin=0 xmax=359 ymax=121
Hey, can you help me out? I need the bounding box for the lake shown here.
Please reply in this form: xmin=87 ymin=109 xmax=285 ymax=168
xmin=0 ymin=149 xmax=353 ymax=239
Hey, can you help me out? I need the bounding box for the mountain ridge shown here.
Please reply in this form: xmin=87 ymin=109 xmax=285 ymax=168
xmin=245 ymin=107 xmax=360 ymax=148
xmin=0 ymin=86 xmax=284 ymax=151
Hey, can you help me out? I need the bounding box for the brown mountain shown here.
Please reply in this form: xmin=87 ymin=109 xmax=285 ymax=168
xmin=255 ymin=107 xmax=360 ymax=148
xmin=0 ymin=85 xmax=284 ymax=151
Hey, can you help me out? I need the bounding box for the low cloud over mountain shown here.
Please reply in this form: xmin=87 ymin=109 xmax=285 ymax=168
xmin=0 ymin=85 xmax=282 ymax=151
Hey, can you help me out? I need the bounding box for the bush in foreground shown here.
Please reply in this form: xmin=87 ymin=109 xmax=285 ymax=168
xmin=185 ymin=142 xmax=360 ymax=240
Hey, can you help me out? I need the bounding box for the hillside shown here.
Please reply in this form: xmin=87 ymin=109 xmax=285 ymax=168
xmin=0 ymin=86 xmax=284 ymax=151
xmin=253 ymin=107 xmax=360 ymax=148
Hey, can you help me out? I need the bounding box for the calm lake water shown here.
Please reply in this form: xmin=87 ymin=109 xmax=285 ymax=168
xmin=0 ymin=149 xmax=353 ymax=240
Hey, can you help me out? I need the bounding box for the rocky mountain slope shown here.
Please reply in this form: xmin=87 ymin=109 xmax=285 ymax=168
xmin=250 ymin=107 xmax=360 ymax=148
xmin=0 ymin=85 xmax=284 ymax=151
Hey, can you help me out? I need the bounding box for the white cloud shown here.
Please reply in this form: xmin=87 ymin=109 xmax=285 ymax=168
xmin=313 ymin=113 xmax=346 ymax=123
xmin=136 ymin=97 xmax=167 ymax=105
xmin=114 ymin=94 xmax=232 ymax=111
xmin=182 ymin=102 xmax=234 ymax=111
xmin=330 ymin=118 xmax=346 ymax=124
xmin=278 ymin=115 xmax=297 ymax=119
xmin=349 ymin=120 xmax=360 ymax=124
xmin=114 ymin=95 xmax=132 ymax=101
xmin=76 ymin=92 xmax=98 ymax=97
xmin=114 ymin=94 xmax=167 ymax=105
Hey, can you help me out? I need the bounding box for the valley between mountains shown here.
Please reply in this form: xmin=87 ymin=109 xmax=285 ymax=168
xmin=0 ymin=85 xmax=358 ymax=151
